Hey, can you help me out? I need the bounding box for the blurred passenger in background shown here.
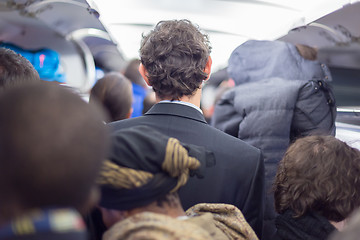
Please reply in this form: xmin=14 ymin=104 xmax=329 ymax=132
xmin=273 ymin=135 xmax=360 ymax=240
xmin=211 ymin=40 xmax=336 ymax=239
xmin=142 ymin=89 xmax=156 ymax=114
xmin=200 ymin=67 xmax=230 ymax=122
xmin=90 ymin=72 xmax=133 ymax=122
xmin=0 ymin=83 xmax=108 ymax=240
xmin=0 ymin=47 xmax=40 ymax=93
xmin=98 ymin=126 xmax=257 ymax=240
xmin=123 ymin=59 xmax=148 ymax=117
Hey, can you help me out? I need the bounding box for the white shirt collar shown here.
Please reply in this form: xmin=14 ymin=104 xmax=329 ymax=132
xmin=159 ymin=100 xmax=203 ymax=114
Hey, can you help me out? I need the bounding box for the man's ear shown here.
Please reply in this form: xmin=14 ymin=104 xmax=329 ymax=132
xmin=204 ymin=56 xmax=212 ymax=81
xmin=138 ymin=63 xmax=151 ymax=87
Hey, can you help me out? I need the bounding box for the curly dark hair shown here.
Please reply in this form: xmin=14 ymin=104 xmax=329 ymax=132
xmin=274 ymin=135 xmax=360 ymax=222
xmin=0 ymin=47 xmax=40 ymax=93
xmin=140 ymin=19 xmax=211 ymax=100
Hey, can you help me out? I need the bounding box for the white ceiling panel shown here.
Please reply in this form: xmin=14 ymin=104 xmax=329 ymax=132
xmin=92 ymin=0 xmax=358 ymax=70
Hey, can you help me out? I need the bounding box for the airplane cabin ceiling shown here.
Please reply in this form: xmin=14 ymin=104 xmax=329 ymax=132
xmin=92 ymin=0 xmax=360 ymax=70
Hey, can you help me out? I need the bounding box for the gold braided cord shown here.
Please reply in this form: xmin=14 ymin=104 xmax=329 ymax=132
xmin=98 ymin=138 xmax=200 ymax=192
xmin=162 ymin=138 xmax=200 ymax=192
xmin=97 ymin=160 xmax=153 ymax=189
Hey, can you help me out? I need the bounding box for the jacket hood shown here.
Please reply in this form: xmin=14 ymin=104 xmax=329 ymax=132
xmin=227 ymin=40 xmax=332 ymax=85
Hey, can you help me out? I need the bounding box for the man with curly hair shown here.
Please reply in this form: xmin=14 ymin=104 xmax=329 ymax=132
xmin=108 ymin=19 xmax=265 ymax=238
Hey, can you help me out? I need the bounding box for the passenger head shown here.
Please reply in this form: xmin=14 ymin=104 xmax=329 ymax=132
xmin=295 ymin=44 xmax=318 ymax=61
xmin=274 ymin=135 xmax=360 ymax=222
xmin=142 ymin=90 xmax=156 ymax=114
xmin=90 ymin=72 xmax=133 ymax=122
xmin=123 ymin=59 xmax=146 ymax=88
xmin=139 ymin=19 xmax=212 ymax=100
xmin=0 ymin=82 xmax=108 ymax=222
xmin=97 ymin=126 xmax=208 ymax=227
xmin=0 ymin=47 xmax=40 ymax=93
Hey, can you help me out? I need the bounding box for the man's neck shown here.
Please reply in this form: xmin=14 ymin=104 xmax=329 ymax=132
xmin=156 ymin=88 xmax=202 ymax=108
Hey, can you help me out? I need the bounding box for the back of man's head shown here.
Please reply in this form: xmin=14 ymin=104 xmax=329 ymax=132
xmin=0 ymin=82 xmax=108 ymax=220
xmin=140 ymin=19 xmax=211 ymax=100
xmin=0 ymin=48 xmax=40 ymax=93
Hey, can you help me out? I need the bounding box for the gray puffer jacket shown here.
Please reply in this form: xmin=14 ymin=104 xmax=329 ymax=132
xmin=211 ymin=40 xmax=336 ymax=238
xmin=212 ymin=78 xmax=335 ymax=179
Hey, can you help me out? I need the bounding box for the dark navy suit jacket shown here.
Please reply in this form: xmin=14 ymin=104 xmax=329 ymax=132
xmin=108 ymin=102 xmax=265 ymax=237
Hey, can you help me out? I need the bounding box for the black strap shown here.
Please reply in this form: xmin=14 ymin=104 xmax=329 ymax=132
xmin=310 ymin=79 xmax=337 ymax=128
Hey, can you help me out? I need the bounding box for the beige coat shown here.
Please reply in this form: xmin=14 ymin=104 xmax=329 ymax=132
xmin=103 ymin=203 xmax=258 ymax=240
